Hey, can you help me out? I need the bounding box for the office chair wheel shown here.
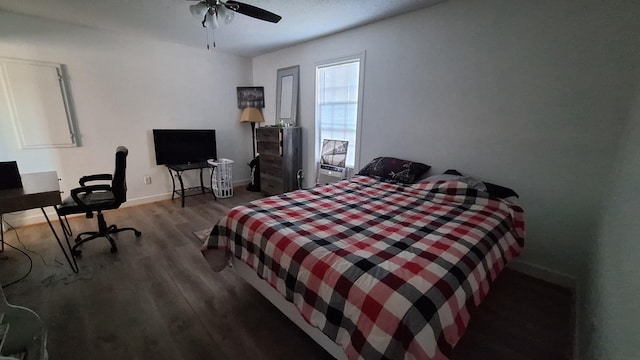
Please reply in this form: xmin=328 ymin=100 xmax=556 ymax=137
xmin=135 ymin=231 xmax=142 ymax=237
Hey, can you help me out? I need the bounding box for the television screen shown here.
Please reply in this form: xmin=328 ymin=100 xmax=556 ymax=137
xmin=152 ymin=129 xmax=217 ymax=165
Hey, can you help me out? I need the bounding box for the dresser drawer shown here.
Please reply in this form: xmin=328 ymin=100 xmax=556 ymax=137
xmin=260 ymin=156 xmax=283 ymax=177
xmin=257 ymin=140 xmax=281 ymax=156
xmin=260 ymin=174 xmax=282 ymax=195
xmin=256 ymin=127 xmax=281 ymax=142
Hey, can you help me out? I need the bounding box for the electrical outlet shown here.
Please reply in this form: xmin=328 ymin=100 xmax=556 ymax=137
xmin=144 ymin=176 xmax=152 ymax=185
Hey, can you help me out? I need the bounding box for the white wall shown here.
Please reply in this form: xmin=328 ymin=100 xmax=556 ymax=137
xmin=2 ymin=2 xmax=639 ymax=354
xmin=580 ymin=86 xmax=640 ymax=360
xmin=0 ymin=11 xmax=254 ymax=225
xmin=252 ymin=0 xmax=640 ymax=282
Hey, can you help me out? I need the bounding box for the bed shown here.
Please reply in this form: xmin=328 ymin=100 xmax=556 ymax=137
xmin=202 ymin=173 xmax=525 ymax=360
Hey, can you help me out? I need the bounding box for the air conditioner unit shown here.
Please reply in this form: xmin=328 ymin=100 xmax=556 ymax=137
xmin=316 ymin=139 xmax=349 ymax=185
xmin=317 ymin=163 xmax=347 ymax=185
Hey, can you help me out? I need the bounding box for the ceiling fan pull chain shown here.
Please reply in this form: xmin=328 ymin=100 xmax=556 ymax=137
xmin=204 ymin=24 xmax=210 ymax=50
xmin=205 ymin=26 xmax=216 ymax=50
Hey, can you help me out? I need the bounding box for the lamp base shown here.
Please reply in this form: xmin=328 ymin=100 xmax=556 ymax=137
xmin=246 ymin=155 xmax=260 ymax=192
xmin=251 ymin=122 xmax=257 ymax=158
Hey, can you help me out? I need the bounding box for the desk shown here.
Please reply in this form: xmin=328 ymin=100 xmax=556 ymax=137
xmin=166 ymin=163 xmax=216 ymax=207
xmin=0 ymin=171 xmax=76 ymax=272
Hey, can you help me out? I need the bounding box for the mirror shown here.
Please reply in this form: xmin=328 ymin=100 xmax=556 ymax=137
xmin=275 ymin=65 xmax=299 ymax=126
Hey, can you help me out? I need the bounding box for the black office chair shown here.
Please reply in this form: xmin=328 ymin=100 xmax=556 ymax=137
xmin=56 ymin=146 xmax=141 ymax=262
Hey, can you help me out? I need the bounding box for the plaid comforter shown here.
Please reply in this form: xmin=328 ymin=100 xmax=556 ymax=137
xmin=203 ymin=175 xmax=525 ymax=360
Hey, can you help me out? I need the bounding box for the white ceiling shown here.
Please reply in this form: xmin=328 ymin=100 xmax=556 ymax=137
xmin=0 ymin=0 xmax=444 ymax=57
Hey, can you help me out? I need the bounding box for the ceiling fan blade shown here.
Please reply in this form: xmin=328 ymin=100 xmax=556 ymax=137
xmin=225 ymin=1 xmax=282 ymax=23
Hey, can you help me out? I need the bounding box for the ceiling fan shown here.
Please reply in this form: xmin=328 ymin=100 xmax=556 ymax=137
xmin=188 ymin=0 xmax=282 ymax=29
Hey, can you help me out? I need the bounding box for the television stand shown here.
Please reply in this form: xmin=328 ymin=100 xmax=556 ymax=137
xmin=166 ymin=162 xmax=216 ymax=207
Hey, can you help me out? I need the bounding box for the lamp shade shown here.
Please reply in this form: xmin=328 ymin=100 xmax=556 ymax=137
xmin=239 ymin=107 xmax=264 ymax=123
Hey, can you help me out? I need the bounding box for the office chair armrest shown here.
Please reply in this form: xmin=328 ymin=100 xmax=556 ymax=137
xmin=70 ymin=184 xmax=112 ymax=207
xmin=79 ymin=174 xmax=112 ymax=186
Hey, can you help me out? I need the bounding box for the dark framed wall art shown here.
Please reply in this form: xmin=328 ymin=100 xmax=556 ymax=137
xmin=237 ymin=86 xmax=265 ymax=108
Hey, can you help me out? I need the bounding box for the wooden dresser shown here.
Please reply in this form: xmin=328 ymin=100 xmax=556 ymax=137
xmin=256 ymin=126 xmax=302 ymax=196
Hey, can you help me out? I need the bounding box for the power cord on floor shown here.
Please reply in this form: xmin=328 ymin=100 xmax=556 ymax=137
xmin=2 ymin=218 xmax=63 ymax=269
xmin=1 ymin=216 xmax=68 ymax=289
xmin=1 ymin=240 xmax=33 ymax=289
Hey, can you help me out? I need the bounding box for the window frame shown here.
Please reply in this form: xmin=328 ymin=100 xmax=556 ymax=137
xmin=314 ymin=52 xmax=366 ymax=172
xmin=1 ymin=57 xmax=77 ymax=149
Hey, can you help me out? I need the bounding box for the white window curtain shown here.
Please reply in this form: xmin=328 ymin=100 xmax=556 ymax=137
xmin=315 ymin=56 xmax=362 ymax=169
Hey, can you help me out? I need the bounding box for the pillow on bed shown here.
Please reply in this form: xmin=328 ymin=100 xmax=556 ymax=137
xmin=421 ymin=174 xmax=487 ymax=191
xmin=484 ymin=182 xmax=519 ymax=199
xmin=433 ymin=169 xmax=519 ymax=198
xmin=443 ymin=169 xmax=463 ymax=176
xmin=357 ymin=157 xmax=430 ymax=184
xmin=421 ymin=174 xmax=464 ymax=182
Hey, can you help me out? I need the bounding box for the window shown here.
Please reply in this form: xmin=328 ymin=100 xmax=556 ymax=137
xmin=1 ymin=58 xmax=76 ymax=149
xmin=315 ymin=53 xmax=364 ymax=169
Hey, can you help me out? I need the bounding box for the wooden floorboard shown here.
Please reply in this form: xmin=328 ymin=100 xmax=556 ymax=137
xmin=0 ymin=187 xmax=573 ymax=359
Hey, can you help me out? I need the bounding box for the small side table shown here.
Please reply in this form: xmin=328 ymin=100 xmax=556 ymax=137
xmin=166 ymin=162 xmax=216 ymax=207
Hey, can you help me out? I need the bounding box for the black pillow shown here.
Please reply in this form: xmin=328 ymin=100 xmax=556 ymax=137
xmin=358 ymin=157 xmax=431 ymax=184
xmin=442 ymin=169 xmax=519 ymax=198
xmin=443 ymin=169 xmax=463 ymax=176
xmin=484 ymin=182 xmax=519 ymax=199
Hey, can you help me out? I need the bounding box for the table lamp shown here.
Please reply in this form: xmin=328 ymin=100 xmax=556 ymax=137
xmin=239 ymin=107 xmax=264 ymax=157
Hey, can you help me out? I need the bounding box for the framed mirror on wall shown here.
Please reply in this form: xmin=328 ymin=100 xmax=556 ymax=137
xmin=275 ymin=65 xmax=299 ymax=126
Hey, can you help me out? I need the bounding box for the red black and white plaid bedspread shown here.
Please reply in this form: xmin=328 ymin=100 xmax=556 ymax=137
xmin=202 ymin=175 xmax=525 ymax=360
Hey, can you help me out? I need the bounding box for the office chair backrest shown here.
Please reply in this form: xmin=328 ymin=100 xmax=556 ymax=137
xmin=112 ymin=146 xmax=128 ymax=203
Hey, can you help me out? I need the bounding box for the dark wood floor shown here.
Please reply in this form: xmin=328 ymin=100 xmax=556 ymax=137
xmin=0 ymin=188 xmax=573 ymax=360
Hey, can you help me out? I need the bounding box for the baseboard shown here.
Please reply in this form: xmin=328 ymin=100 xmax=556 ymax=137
xmin=1 ymin=193 xmax=172 ymax=229
xmin=2 ymin=179 xmax=252 ymax=229
xmin=2 ymin=210 xmax=49 ymax=230
xmin=572 ymin=283 xmax=583 ymax=360
xmin=508 ymin=258 xmax=578 ymax=358
xmin=120 ymin=193 xmax=172 ymax=208
xmin=234 ymin=178 xmax=250 ymax=187
xmin=508 ymin=259 xmax=577 ymax=290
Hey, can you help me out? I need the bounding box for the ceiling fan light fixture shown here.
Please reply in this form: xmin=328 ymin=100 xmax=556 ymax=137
xmin=189 ymin=2 xmax=209 ymax=18
xmin=203 ymin=9 xmax=219 ymax=29
xmin=188 ymin=0 xmax=282 ymax=49
xmin=218 ymin=6 xmax=235 ymax=24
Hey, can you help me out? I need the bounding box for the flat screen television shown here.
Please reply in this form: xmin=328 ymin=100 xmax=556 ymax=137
xmin=152 ymin=129 xmax=217 ymax=165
